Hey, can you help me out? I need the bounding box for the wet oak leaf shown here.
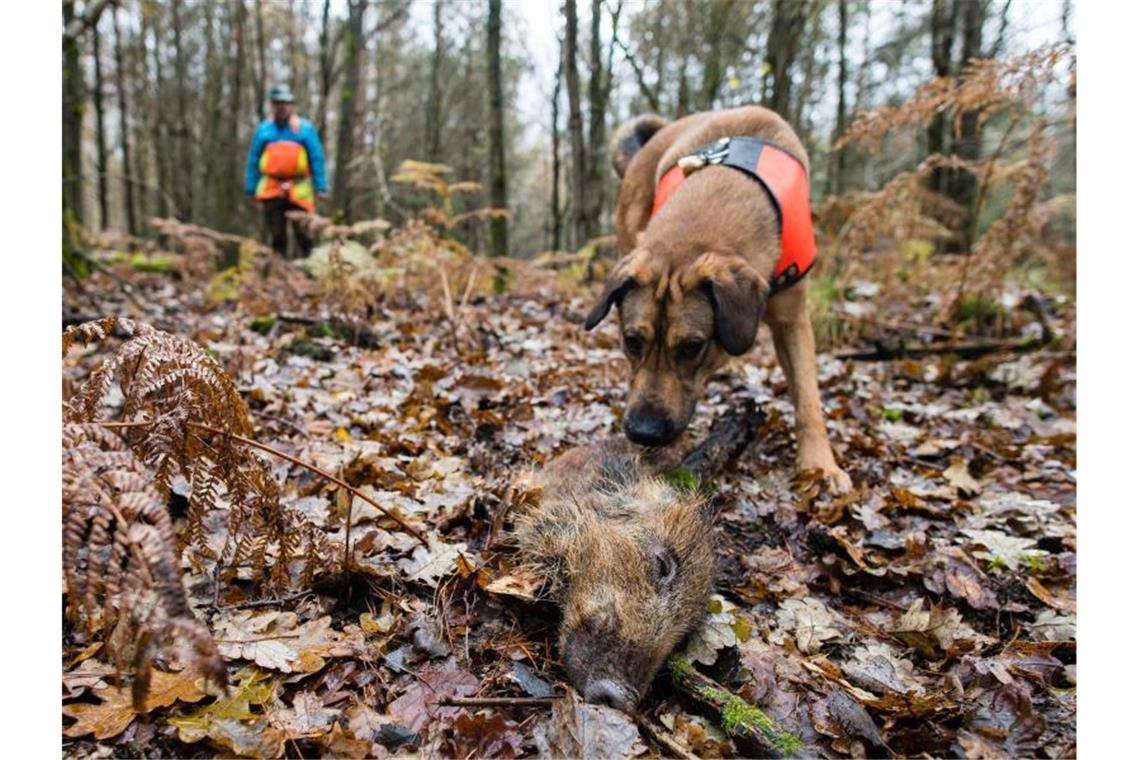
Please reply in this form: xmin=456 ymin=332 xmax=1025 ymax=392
xmin=681 ymin=595 xmax=742 ymax=665
xmin=397 ymin=534 xmax=473 ymax=587
xmin=943 ymin=457 xmax=981 ymax=497
xmin=63 ymin=669 xmax=208 ymax=739
xmin=275 ymin=691 xmax=337 ymax=738
xmin=387 ymin=659 xmax=480 ymax=734
xmin=958 ymin=529 xmax=1045 ymax=570
xmin=893 ymin=600 xmax=978 ymax=658
xmin=773 ymin=597 xmax=843 ymax=654
xmin=439 ymin=712 xmax=526 ymax=759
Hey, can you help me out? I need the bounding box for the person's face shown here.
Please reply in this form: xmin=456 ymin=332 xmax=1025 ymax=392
xmin=271 ymin=100 xmax=294 ymax=122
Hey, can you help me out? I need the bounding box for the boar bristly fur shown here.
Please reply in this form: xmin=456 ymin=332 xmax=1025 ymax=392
xmin=513 ymin=438 xmax=715 ymax=712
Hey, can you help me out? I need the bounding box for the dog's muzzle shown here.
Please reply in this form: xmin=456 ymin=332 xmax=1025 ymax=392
xmin=624 ymin=406 xmax=681 ymax=447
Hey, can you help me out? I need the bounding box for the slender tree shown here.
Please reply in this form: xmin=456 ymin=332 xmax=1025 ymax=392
xmin=486 ymin=0 xmax=508 ymax=256
xmin=92 ymin=22 xmax=110 ymax=229
xmin=426 ymin=0 xmax=445 ymax=161
xmin=763 ymin=0 xmax=810 ymax=116
xmin=63 ymin=1 xmax=85 ymax=224
xmin=563 ymin=0 xmax=588 ymax=250
xmin=827 ymin=0 xmax=849 ymax=197
xmin=550 ymin=49 xmax=564 ymax=252
xmin=332 ymin=0 xmax=365 ymax=220
xmin=111 ymin=7 xmax=137 ymax=235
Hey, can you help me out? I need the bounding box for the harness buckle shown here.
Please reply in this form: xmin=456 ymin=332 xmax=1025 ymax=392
xmin=678 ymin=137 xmax=732 ymax=177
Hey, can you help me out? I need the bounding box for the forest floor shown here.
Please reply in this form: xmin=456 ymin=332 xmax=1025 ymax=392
xmin=62 ymin=229 xmax=1075 ymax=759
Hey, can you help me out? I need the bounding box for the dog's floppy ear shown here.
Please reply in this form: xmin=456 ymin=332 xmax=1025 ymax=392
xmin=584 ymin=272 xmax=634 ymax=330
xmin=686 ymin=253 xmax=767 ymax=355
xmin=584 ymin=249 xmax=651 ymax=330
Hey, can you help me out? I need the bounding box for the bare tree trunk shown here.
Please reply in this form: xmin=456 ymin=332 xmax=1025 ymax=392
xmin=226 ymin=0 xmax=247 ymax=232
xmin=253 ymin=0 xmax=268 ymax=119
xmin=426 ymin=0 xmax=445 ymax=161
xmin=63 ymin=1 xmax=85 ymax=225
xmin=332 ymin=0 xmax=365 ymax=221
xmin=763 ymin=0 xmax=809 ymax=116
xmin=949 ymin=0 xmax=985 ymax=247
xmin=698 ymin=0 xmax=732 ymax=110
xmin=792 ymin=2 xmax=825 ymax=136
xmin=584 ymin=0 xmax=607 ymax=240
xmin=550 ymin=50 xmax=563 ymax=252
xmin=827 ymin=0 xmax=849 ymax=197
xmin=201 ymin=0 xmax=224 ymax=230
xmin=148 ymin=7 xmax=171 ymax=217
xmin=171 ymin=0 xmax=193 ymax=219
xmin=111 ymin=7 xmax=137 ymax=235
xmin=926 ymin=0 xmax=958 ymax=198
xmin=563 ymin=0 xmax=588 ymax=250
xmin=486 ymin=0 xmax=509 ymax=257
xmin=317 ymin=0 xmax=335 ymax=140
xmin=92 ymin=23 xmax=110 ymax=229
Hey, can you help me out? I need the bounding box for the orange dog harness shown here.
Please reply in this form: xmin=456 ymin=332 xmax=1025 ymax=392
xmin=651 ymin=136 xmax=817 ymax=293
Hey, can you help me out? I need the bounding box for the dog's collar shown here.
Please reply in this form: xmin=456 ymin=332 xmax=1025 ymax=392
xmin=651 ymin=136 xmax=817 ymax=294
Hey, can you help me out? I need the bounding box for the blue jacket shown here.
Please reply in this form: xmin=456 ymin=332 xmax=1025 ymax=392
xmin=244 ymin=118 xmax=329 ymax=196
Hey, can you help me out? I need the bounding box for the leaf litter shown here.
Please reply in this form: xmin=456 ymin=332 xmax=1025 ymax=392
xmin=62 ymin=232 xmax=1075 ymax=758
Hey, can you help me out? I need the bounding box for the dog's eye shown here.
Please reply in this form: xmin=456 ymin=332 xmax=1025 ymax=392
xmin=653 ymin=547 xmax=677 ymax=586
xmin=674 ymin=339 xmax=706 ymax=363
xmin=623 ymin=333 xmax=646 ymax=358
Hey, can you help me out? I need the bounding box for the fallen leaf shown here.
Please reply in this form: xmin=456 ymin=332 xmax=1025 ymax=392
xmin=387 ymin=658 xmax=479 ymax=734
xmin=533 ymin=691 xmax=646 ymax=759
xmin=943 ymin=457 xmax=981 ymax=496
xmin=398 ymin=534 xmax=472 ymax=587
xmin=63 ymin=670 xmax=207 ymax=739
xmin=773 ymin=597 xmax=843 ymax=654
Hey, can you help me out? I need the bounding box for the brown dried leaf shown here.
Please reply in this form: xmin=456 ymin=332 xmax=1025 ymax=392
xmin=533 ymin=691 xmax=646 ymax=759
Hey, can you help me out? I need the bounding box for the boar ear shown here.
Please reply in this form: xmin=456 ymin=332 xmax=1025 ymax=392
xmin=584 ymin=249 xmax=653 ymax=330
xmin=687 ymin=253 xmax=767 ymax=356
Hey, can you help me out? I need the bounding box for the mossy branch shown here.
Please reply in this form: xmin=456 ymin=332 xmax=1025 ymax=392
xmin=667 ymin=656 xmax=804 ymax=758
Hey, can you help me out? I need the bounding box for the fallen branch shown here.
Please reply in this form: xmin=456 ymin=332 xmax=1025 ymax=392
xmin=673 ymin=399 xmax=765 ymax=483
xmin=666 ymin=656 xmax=804 ymax=758
xmin=633 ymin=713 xmax=700 ymax=760
xmin=833 ymin=336 xmax=1042 ymax=361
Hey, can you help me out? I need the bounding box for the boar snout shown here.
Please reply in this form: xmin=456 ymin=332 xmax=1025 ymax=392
xmin=560 ymin=623 xmax=644 ymax=713
xmin=583 ymin=679 xmax=638 ymax=713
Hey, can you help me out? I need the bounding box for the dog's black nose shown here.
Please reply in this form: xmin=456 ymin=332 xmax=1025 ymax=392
xmin=624 ymin=409 xmax=676 ymax=446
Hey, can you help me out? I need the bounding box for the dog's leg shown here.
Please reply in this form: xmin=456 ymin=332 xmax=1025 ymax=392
xmin=768 ymin=300 xmax=852 ymax=494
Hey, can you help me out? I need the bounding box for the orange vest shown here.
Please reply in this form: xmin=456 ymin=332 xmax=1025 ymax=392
xmin=255 ymin=140 xmax=315 ymax=211
xmin=652 ymin=136 xmax=817 ymax=293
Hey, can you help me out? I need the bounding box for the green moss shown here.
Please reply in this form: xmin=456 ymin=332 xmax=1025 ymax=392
xmin=720 ymin=694 xmax=803 ymax=756
xmin=667 ymin=655 xmax=696 ymax=687
xmin=881 ymin=407 xmax=903 ymax=422
xmin=663 ymin=467 xmax=700 ymax=494
xmin=250 ymin=314 xmax=277 ymax=335
xmin=129 ymin=253 xmax=176 ymax=273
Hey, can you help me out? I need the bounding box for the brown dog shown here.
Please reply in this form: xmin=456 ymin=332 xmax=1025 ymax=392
xmin=585 ymin=106 xmax=851 ymax=492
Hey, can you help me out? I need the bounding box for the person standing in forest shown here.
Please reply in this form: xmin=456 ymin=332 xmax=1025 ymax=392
xmin=244 ymin=85 xmax=328 ymax=257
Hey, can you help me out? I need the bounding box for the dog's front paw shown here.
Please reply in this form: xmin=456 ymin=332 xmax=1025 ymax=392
xmin=820 ymin=466 xmax=853 ymax=494
xmin=797 ymin=451 xmax=852 ymax=494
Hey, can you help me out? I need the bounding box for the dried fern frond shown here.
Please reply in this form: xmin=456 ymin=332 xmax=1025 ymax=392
xmin=63 ymin=424 xmax=226 ymax=709
xmin=837 ymin=44 xmax=1072 ymax=151
xmin=62 ymin=317 xmax=302 ymax=590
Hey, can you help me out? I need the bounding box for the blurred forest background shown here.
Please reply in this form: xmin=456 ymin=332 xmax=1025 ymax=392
xmin=62 ymin=0 xmax=1075 ymax=269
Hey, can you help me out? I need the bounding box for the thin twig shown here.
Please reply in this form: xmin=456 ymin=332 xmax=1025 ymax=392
xmin=436 ymin=696 xmax=557 ymax=708
xmin=634 ymin=713 xmax=700 ymax=760
xmin=95 ymin=419 xmax=429 ymax=547
xmin=215 ymin=590 xmax=314 ymax=611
